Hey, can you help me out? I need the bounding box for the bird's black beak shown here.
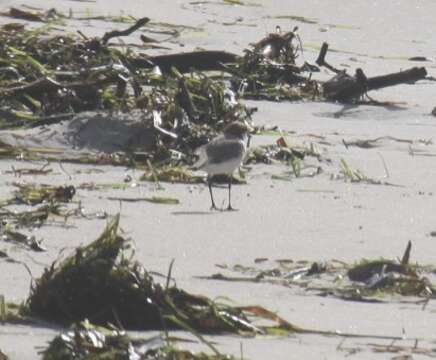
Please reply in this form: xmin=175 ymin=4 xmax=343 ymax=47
xmin=247 ymin=134 xmax=252 ymax=148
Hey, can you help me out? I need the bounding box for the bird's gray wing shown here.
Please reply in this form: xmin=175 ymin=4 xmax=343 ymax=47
xmin=205 ymin=139 xmax=244 ymax=164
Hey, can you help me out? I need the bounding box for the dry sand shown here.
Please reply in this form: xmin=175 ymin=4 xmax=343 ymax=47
xmin=1 ymin=0 xmax=436 ymax=359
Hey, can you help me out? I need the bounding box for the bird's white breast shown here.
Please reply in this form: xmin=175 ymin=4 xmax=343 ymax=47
xmin=197 ymin=138 xmax=246 ymax=176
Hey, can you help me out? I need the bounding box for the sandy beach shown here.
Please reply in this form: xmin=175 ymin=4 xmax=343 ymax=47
xmin=1 ymin=0 xmax=436 ymax=359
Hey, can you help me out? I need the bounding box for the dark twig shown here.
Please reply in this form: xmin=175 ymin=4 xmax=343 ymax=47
xmin=101 ymin=17 xmax=150 ymax=44
xmin=317 ymin=42 xmax=427 ymax=101
xmin=165 ymin=259 xmax=175 ymax=291
xmin=401 ymin=241 xmax=412 ymax=265
xmin=316 ymin=42 xmax=342 ymax=74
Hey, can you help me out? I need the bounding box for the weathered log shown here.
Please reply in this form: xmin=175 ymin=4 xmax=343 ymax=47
xmin=317 ymin=42 xmax=427 ymax=101
xmin=366 ymin=67 xmax=427 ymax=90
xmin=131 ymin=51 xmax=240 ymax=73
xmin=323 ymin=67 xmax=427 ymax=102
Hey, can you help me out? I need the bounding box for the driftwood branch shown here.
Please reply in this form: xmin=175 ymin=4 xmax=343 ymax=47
xmin=323 ymin=67 xmax=427 ymax=101
xmin=401 ymin=241 xmax=412 ymax=265
xmin=366 ymin=67 xmax=427 ymax=90
xmin=317 ymin=42 xmax=427 ymax=101
xmin=316 ymin=42 xmax=341 ymax=74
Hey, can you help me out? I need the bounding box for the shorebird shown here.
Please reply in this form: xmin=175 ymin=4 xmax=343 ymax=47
xmin=193 ymin=121 xmax=251 ymax=210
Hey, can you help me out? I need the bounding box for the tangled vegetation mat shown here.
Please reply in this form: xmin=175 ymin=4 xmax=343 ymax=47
xmin=0 ymin=4 xmax=435 ymax=359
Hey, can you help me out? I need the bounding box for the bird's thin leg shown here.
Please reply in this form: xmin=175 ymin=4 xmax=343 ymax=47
xmin=208 ymin=176 xmax=218 ymax=210
xmin=227 ymin=175 xmax=236 ymax=211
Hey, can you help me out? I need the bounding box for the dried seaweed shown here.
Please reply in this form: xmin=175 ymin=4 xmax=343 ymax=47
xmin=202 ymin=242 xmax=436 ymax=303
xmin=9 ymin=183 xmax=76 ymax=205
xmin=2 ymin=162 xmax=52 ymax=176
xmin=225 ymin=27 xmax=322 ymax=102
xmin=141 ymin=165 xmax=204 ymax=184
xmin=0 ymin=203 xmax=67 ymax=228
xmin=342 ymin=136 xmax=433 ymax=149
xmin=0 ymin=183 xmax=96 ymax=242
xmin=0 ymin=19 xmax=252 ymax=159
xmin=0 ymin=12 xmax=427 ymax=131
xmin=0 ymin=183 xmax=76 ymax=241
xmin=41 ymin=320 xmax=233 ymax=360
xmin=0 ymin=13 xmax=427 ymax=180
xmin=246 ymin=137 xmax=322 ymax=165
xmin=0 ymin=7 xmax=62 ymax=23
xmin=244 ymin=136 xmax=324 ymax=180
xmin=264 ymin=15 xmax=318 ymax=25
xmin=336 ymin=158 xmax=401 ymax=186
xmin=368 ymin=342 xmax=436 ymax=357
xmin=21 ymin=215 xmax=301 ymax=334
xmin=0 ymin=296 xmax=29 ymax=325
xmin=1 ymin=227 xmax=45 ymax=251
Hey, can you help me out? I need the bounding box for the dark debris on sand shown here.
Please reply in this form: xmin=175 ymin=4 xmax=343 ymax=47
xmin=22 ymin=215 xmax=300 ymax=335
xmin=0 ymin=11 xmax=427 ymax=171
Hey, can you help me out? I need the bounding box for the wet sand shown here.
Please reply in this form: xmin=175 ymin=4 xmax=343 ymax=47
xmin=1 ymin=0 xmax=436 ymax=359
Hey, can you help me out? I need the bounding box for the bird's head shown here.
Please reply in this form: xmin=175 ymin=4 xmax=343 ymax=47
xmin=222 ymin=121 xmax=253 ymax=141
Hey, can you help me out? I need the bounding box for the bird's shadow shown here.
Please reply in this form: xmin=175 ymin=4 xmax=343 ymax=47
xmin=327 ymin=101 xmax=407 ymax=119
xmin=172 ymin=208 xmax=237 ymax=216
xmin=171 ymin=210 xmax=219 ymax=216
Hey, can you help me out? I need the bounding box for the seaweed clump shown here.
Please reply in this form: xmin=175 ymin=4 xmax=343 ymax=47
xmin=23 ymin=215 xmax=297 ymax=334
xmin=0 ymin=19 xmax=252 ymax=146
xmin=203 ymin=242 xmax=435 ymax=302
xmin=227 ymin=27 xmax=321 ymax=101
xmin=0 ymin=18 xmax=258 ymax=178
xmin=24 ymin=214 xmax=166 ymax=329
xmin=42 ymin=320 xmax=233 ymax=360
